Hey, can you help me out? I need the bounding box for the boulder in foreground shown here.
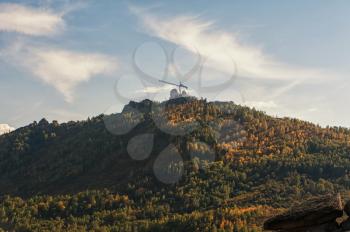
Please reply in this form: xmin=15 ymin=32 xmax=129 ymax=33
xmin=263 ymin=194 xmax=343 ymax=231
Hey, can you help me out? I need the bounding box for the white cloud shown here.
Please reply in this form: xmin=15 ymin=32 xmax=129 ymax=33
xmin=133 ymin=9 xmax=330 ymax=81
xmin=0 ymin=124 xmax=15 ymax=135
xmin=136 ymin=85 xmax=173 ymax=94
xmin=0 ymin=3 xmax=65 ymax=36
xmin=2 ymin=43 xmax=118 ymax=102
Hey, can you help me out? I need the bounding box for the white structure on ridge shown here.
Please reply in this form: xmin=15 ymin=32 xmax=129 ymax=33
xmin=159 ymin=80 xmax=189 ymax=99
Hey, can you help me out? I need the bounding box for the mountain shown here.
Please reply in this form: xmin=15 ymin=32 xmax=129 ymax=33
xmin=1 ymin=98 xmax=350 ymax=231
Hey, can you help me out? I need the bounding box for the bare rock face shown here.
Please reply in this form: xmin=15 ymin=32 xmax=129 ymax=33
xmin=264 ymin=194 xmax=343 ymax=232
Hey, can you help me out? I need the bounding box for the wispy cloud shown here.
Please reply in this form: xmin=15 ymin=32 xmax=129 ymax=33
xmin=2 ymin=42 xmax=118 ymax=102
xmin=0 ymin=124 xmax=14 ymax=135
xmin=136 ymin=85 xmax=173 ymax=94
xmin=132 ymin=8 xmax=331 ymax=81
xmin=0 ymin=3 xmax=65 ymax=36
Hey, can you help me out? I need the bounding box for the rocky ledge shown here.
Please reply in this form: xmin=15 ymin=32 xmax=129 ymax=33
xmin=263 ymin=194 xmax=350 ymax=232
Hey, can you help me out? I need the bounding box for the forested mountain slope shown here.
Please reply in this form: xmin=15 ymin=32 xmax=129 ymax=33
xmin=1 ymin=98 xmax=350 ymax=231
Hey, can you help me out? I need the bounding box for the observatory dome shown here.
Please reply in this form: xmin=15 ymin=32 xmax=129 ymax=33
xmin=170 ymin=88 xmax=179 ymax=99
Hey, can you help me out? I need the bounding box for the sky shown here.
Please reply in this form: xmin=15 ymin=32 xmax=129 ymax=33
xmin=1 ymin=0 xmax=350 ymax=133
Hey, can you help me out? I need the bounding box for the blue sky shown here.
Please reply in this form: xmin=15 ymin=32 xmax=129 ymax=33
xmin=1 ymin=0 xmax=350 ymax=132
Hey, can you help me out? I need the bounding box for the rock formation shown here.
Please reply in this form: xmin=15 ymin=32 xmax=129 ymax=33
xmin=263 ymin=194 xmax=350 ymax=232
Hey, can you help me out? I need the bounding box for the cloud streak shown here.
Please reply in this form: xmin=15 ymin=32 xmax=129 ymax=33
xmin=136 ymin=85 xmax=173 ymax=94
xmin=0 ymin=3 xmax=65 ymax=36
xmin=2 ymin=43 xmax=118 ymax=102
xmin=133 ymin=9 xmax=330 ymax=81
